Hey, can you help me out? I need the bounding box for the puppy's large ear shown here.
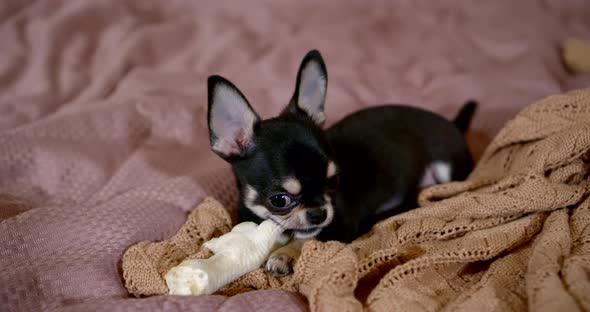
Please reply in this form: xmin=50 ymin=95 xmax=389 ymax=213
xmin=208 ymin=75 xmax=260 ymax=160
xmin=283 ymin=50 xmax=328 ymax=126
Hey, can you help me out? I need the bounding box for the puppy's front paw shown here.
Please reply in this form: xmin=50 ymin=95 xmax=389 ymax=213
xmin=264 ymin=253 xmax=294 ymax=277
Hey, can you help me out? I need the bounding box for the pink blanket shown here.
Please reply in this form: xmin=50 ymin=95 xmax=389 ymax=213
xmin=1 ymin=0 xmax=589 ymax=311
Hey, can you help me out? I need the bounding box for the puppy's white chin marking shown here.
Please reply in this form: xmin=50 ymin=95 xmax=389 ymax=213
xmin=293 ymin=228 xmax=322 ymax=239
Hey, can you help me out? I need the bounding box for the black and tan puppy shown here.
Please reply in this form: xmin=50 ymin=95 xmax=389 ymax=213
xmin=207 ymin=50 xmax=476 ymax=276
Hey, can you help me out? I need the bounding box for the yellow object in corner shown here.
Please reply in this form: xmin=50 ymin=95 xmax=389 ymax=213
xmin=562 ymin=39 xmax=590 ymax=73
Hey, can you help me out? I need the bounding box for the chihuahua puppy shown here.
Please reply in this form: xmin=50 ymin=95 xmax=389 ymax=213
xmin=207 ymin=50 xmax=476 ymax=277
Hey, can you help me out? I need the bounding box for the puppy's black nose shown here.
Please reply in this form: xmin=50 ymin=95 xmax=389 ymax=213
xmin=306 ymin=208 xmax=327 ymax=225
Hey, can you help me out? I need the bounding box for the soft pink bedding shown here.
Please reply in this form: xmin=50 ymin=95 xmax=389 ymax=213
xmin=1 ymin=0 xmax=589 ymax=311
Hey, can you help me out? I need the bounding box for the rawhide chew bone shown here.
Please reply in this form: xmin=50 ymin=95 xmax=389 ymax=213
xmin=164 ymin=219 xmax=286 ymax=295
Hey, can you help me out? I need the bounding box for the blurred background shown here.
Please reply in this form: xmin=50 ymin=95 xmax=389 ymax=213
xmin=2 ymin=0 xmax=590 ymax=159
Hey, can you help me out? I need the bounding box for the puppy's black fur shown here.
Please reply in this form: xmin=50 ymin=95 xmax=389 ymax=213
xmin=320 ymin=103 xmax=475 ymax=242
xmin=207 ymin=50 xmax=476 ymax=246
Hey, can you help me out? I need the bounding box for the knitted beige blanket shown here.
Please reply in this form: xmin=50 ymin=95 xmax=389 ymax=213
xmin=122 ymin=89 xmax=590 ymax=312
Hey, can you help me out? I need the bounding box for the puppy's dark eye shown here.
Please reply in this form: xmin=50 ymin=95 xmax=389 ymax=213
xmin=269 ymin=194 xmax=294 ymax=209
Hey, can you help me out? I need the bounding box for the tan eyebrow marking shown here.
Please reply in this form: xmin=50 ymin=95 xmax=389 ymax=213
xmin=282 ymin=177 xmax=302 ymax=195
